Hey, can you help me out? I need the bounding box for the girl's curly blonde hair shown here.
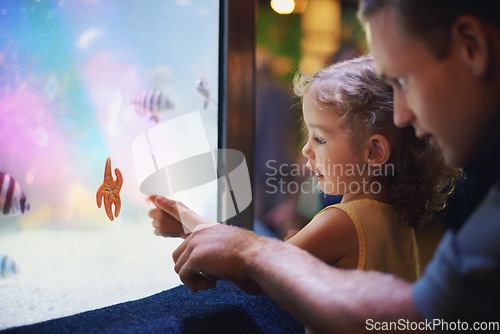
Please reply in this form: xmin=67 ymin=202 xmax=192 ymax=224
xmin=294 ymin=56 xmax=459 ymax=229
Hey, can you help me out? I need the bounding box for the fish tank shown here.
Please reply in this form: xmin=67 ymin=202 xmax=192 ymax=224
xmin=0 ymin=0 xmax=254 ymax=329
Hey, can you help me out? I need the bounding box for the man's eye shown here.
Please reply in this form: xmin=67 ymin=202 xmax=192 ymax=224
xmin=397 ymin=78 xmax=406 ymax=87
xmin=314 ymin=137 xmax=326 ymax=144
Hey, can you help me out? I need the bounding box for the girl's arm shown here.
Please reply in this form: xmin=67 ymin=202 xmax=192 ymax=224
xmin=150 ymin=197 xmax=359 ymax=291
xmin=285 ymin=208 xmax=359 ymax=269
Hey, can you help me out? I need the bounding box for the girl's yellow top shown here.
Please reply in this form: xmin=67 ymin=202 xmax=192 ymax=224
xmin=315 ymin=199 xmax=421 ymax=281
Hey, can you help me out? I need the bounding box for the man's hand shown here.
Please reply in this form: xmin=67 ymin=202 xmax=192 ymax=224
xmin=172 ymin=222 xmax=421 ymax=333
xmin=172 ymin=223 xmax=264 ymax=294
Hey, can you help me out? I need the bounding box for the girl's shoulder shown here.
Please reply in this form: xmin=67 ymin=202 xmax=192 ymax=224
xmin=316 ymin=199 xmax=393 ymax=218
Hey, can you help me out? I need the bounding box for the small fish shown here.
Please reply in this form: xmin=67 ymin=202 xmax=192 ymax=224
xmin=195 ymin=70 xmax=217 ymax=110
xmin=0 ymin=254 xmax=18 ymax=279
xmin=131 ymin=89 xmax=174 ymax=123
xmin=0 ymin=171 xmax=30 ymax=218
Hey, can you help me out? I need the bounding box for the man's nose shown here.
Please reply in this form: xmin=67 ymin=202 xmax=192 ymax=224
xmin=393 ymin=92 xmax=416 ymax=128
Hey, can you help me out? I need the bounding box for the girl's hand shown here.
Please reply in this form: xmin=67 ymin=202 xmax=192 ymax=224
xmin=148 ymin=195 xmax=217 ymax=238
xmin=148 ymin=195 xmax=190 ymax=238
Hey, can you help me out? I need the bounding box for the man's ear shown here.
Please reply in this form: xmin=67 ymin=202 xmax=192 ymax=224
xmin=364 ymin=134 xmax=391 ymax=166
xmin=452 ymin=15 xmax=490 ymax=78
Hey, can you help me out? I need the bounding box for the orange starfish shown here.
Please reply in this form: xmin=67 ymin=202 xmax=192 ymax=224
xmin=96 ymin=157 xmax=123 ymax=221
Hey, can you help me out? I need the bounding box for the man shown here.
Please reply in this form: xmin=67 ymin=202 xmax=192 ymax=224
xmin=168 ymin=1 xmax=500 ymax=332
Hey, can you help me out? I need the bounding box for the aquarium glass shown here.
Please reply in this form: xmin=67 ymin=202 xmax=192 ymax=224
xmin=0 ymin=0 xmax=220 ymax=328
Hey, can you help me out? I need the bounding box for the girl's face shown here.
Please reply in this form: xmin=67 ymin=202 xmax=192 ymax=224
xmin=301 ymin=92 xmax=367 ymax=196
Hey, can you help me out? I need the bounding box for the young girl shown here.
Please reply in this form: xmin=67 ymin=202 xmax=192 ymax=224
xmin=149 ymin=56 xmax=457 ymax=283
xmin=285 ymin=55 xmax=457 ymax=281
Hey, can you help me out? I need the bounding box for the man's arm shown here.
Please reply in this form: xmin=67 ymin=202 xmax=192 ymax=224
xmin=173 ymin=224 xmax=424 ymax=333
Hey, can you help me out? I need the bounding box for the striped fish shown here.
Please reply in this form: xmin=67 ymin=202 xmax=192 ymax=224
xmin=195 ymin=70 xmax=217 ymax=110
xmin=0 ymin=171 xmax=30 ymax=218
xmin=131 ymin=89 xmax=174 ymax=123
